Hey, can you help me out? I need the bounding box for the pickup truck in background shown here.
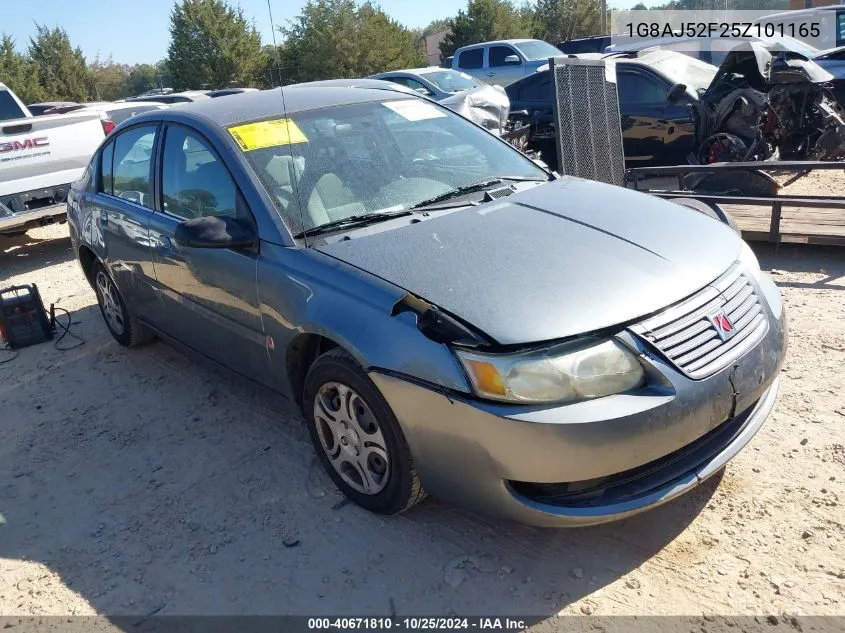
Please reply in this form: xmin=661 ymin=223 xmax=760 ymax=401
xmin=1 ymin=82 xmax=111 ymax=236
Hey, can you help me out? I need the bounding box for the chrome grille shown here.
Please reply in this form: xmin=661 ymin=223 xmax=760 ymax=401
xmin=630 ymin=264 xmax=768 ymax=379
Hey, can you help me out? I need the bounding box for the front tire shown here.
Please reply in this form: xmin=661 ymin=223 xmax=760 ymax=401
xmin=303 ymin=348 xmax=425 ymax=515
xmin=92 ymin=262 xmax=154 ymax=347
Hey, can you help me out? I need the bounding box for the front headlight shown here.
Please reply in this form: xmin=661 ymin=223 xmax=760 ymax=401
xmin=455 ymin=338 xmax=645 ymax=404
xmin=738 ymin=240 xmax=762 ymax=282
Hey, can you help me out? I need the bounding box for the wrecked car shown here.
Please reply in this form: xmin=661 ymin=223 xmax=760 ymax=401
xmin=696 ymin=41 xmax=845 ymax=164
xmin=67 ymin=86 xmax=787 ymax=526
xmin=369 ymin=68 xmax=510 ymax=136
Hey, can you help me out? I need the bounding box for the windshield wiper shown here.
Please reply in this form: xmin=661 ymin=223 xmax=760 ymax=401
xmin=409 ymin=176 xmax=547 ymax=211
xmin=294 ymin=210 xmax=411 ymax=238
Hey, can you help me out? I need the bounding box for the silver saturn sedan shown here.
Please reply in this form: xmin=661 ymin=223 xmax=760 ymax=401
xmin=67 ymin=87 xmax=787 ymax=526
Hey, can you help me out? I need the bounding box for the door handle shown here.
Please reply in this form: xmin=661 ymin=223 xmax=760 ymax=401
xmin=157 ymin=235 xmax=173 ymax=256
xmin=487 ymin=73 xmax=495 ymax=77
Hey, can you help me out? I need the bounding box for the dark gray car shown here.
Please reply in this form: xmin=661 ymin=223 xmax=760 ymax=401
xmin=67 ymin=87 xmax=787 ymax=526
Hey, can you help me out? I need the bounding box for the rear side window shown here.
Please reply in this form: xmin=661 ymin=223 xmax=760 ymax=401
xmin=489 ymin=45 xmax=518 ymax=67
xmin=458 ymin=48 xmax=483 ymax=70
xmin=161 ymin=126 xmax=237 ymax=220
xmin=112 ymin=125 xmax=157 ymax=208
xmin=0 ymin=91 xmax=27 ymax=122
xmin=100 ymin=142 xmax=114 ymax=195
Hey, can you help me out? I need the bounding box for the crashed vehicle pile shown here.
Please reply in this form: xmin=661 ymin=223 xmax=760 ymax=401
xmin=695 ymin=41 xmax=845 ymax=164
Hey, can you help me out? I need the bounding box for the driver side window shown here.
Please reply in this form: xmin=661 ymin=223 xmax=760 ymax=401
xmin=617 ymin=71 xmax=670 ymax=105
xmin=111 ymin=125 xmax=157 ymax=209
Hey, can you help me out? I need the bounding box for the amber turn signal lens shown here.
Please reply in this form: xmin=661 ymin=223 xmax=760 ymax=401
xmin=465 ymin=359 xmax=507 ymax=396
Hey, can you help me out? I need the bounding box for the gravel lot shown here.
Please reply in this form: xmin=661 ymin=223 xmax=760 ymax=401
xmin=1 ymin=224 xmax=843 ymax=624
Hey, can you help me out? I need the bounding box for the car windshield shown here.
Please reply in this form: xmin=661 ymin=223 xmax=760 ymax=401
xmin=236 ymin=99 xmax=547 ymax=235
xmin=517 ymin=40 xmax=565 ymax=61
xmin=649 ymin=54 xmax=718 ymax=94
xmin=421 ymin=70 xmax=481 ymax=92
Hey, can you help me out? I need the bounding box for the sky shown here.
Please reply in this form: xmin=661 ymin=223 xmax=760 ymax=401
xmin=2 ymin=0 xmax=643 ymax=65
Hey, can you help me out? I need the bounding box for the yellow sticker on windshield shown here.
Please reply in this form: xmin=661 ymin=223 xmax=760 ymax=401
xmin=229 ymin=119 xmax=307 ymax=151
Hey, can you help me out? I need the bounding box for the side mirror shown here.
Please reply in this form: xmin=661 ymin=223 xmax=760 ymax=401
xmin=414 ymin=87 xmax=433 ymax=96
xmin=667 ymin=82 xmax=688 ymax=102
xmin=504 ymin=54 xmax=521 ymax=65
xmin=174 ymin=215 xmax=256 ymax=249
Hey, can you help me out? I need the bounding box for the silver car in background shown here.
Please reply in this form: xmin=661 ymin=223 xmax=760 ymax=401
xmin=369 ymin=67 xmax=510 ymax=135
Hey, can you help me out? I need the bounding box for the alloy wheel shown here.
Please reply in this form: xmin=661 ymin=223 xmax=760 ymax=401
xmin=313 ymin=381 xmax=390 ymax=495
xmin=95 ymin=270 xmax=125 ymax=336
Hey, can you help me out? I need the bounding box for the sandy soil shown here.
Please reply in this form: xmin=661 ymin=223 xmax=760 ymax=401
xmin=1 ymin=224 xmax=843 ymax=624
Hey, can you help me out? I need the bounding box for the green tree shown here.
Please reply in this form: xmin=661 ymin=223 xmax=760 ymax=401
xmin=88 ymin=56 xmax=130 ymax=100
xmin=532 ymin=0 xmax=601 ymax=43
xmin=28 ymin=24 xmax=92 ymax=102
xmin=420 ymin=18 xmax=451 ymax=40
xmin=0 ymin=35 xmax=44 ymax=104
xmin=167 ymin=0 xmax=266 ymax=90
xmin=439 ymin=0 xmax=531 ymax=58
xmin=278 ymin=0 xmax=424 ymax=84
xmin=127 ymin=64 xmax=159 ymax=95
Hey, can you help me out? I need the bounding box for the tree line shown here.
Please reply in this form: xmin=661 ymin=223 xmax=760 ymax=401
xmin=1 ymin=0 xmax=787 ymax=105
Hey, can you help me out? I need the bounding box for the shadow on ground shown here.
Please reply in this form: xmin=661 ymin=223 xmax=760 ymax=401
xmin=1 ymin=229 xmax=74 ymax=277
xmin=0 ymin=299 xmax=720 ymax=622
xmin=751 ymin=242 xmax=845 ymax=290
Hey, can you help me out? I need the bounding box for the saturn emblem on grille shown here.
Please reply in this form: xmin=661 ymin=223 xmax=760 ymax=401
xmin=709 ymin=311 xmax=736 ymax=341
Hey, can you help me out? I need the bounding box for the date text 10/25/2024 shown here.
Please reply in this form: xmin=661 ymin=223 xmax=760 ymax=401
xmin=308 ymin=618 xmax=528 ymax=631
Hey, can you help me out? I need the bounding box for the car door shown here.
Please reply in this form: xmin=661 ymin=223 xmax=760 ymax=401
xmin=146 ymin=123 xmax=271 ymax=385
xmin=77 ymin=123 xmax=162 ymax=322
xmin=616 ymin=67 xmax=695 ymax=167
xmin=486 ymin=45 xmax=525 ymax=86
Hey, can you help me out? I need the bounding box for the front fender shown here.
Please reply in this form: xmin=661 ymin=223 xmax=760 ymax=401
xmin=257 ymin=243 xmax=471 ymax=399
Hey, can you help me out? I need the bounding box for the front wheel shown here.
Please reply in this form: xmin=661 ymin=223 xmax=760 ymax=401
xmin=303 ymin=348 xmax=426 ymax=515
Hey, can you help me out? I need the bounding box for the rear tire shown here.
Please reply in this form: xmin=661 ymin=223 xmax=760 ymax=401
xmin=92 ymin=261 xmax=154 ymax=347
xmin=303 ymin=348 xmax=426 ymax=515
xmin=670 ymin=197 xmax=740 ymax=234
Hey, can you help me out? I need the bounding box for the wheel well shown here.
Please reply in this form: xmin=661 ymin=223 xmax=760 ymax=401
xmin=78 ymin=245 xmax=97 ymax=286
xmin=286 ymin=334 xmax=339 ymax=409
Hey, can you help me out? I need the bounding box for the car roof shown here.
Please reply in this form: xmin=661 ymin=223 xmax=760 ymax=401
xmin=377 ymin=67 xmax=452 ymax=76
xmin=457 ymin=39 xmax=540 ymax=50
xmin=105 ymin=101 xmax=169 ymax=110
xmin=143 ymin=86 xmax=417 ymax=129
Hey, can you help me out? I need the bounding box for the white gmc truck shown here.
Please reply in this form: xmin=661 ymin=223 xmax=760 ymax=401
xmin=1 ymin=82 xmax=110 ymax=236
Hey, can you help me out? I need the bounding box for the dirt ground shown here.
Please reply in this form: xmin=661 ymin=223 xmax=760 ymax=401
xmin=1 ymin=223 xmax=843 ymax=624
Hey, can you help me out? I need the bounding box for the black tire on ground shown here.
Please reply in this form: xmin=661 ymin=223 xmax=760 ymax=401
xmin=669 ymin=197 xmax=740 ymax=234
xmin=91 ymin=261 xmax=155 ymax=347
xmin=303 ymin=347 xmax=426 ymax=515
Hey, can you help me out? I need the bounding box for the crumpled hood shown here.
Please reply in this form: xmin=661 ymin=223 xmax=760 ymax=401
xmin=707 ymin=41 xmax=834 ymax=94
xmin=317 ymin=178 xmax=742 ymax=345
xmin=440 ymin=85 xmax=510 ymax=135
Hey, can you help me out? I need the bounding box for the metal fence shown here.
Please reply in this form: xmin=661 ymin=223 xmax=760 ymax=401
xmin=550 ymin=57 xmax=626 ymax=187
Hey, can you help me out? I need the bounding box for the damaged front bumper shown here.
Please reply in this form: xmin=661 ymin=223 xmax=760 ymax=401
xmin=370 ymin=277 xmax=787 ymax=527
